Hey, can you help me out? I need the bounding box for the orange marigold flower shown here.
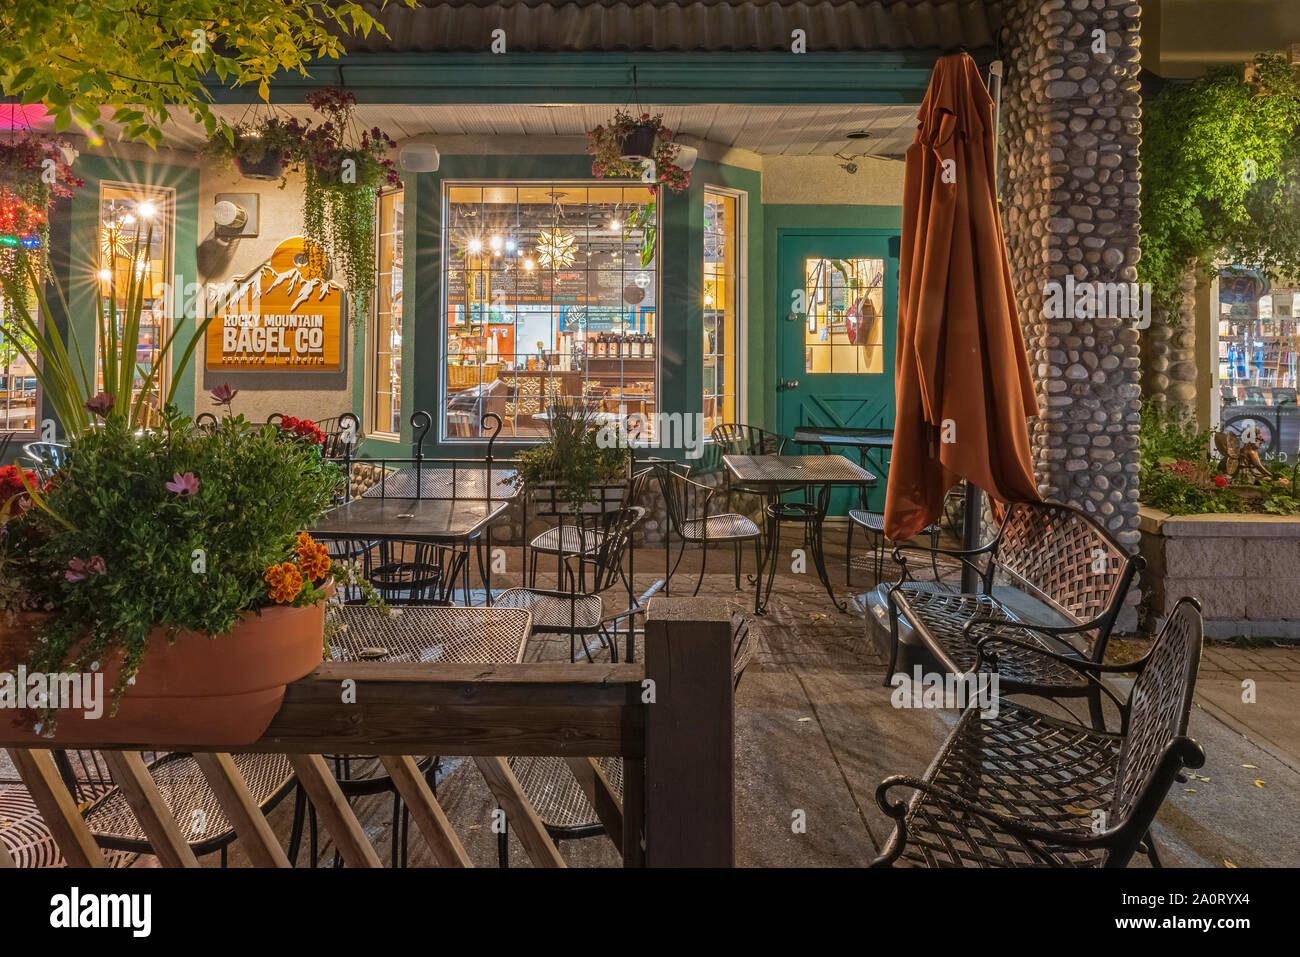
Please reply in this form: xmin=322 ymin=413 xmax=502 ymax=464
xmin=298 ymin=543 xmax=331 ymax=582
xmin=265 ymin=562 xmax=304 ymax=604
xmin=295 ymin=531 xmax=316 ymax=557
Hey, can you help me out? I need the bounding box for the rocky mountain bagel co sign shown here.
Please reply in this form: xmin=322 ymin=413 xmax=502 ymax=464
xmin=205 ymin=237 xmax=343 ymax=371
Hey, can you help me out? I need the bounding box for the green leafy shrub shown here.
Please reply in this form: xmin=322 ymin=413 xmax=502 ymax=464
xmin=512 ymin=403 xmax=631 ymax=509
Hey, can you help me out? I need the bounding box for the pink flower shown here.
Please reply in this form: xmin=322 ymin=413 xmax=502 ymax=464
xmin=83 ymin=392 xmax=114 ymax=417
xmin=210 ymin=383 xmax=238 ymax=406
xmin=66 ymin=555 xmax=106 ymax=582
xmin=166 ymin=472 xmax=199 ymax=496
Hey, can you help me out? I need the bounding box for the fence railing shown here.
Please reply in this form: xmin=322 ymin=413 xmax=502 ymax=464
xmin=0 ymin=599 xmax=735 ymax=868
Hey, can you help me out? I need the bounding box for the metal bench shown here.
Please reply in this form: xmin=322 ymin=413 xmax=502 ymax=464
xmin=885 ymin=501 xmax=1142 ymax=726
xmin=871 ymin=597 xmax=1204 ymax=868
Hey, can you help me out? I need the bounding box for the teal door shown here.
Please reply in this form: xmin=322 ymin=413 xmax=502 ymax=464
xmin=777 ymin=229 xmax=899 ymax=510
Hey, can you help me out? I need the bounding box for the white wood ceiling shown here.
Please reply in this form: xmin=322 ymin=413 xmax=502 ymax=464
xmin=142 ymin=102 xmax=918 ymax=158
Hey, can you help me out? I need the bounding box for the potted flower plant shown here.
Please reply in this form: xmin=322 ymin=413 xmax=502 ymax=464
xmin=0 ymin=410 xmax=380 ymax=745
xmin=587 ymin=111 xmax=691 ymax=194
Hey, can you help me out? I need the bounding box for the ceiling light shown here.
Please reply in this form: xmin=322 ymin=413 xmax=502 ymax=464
xmin=137 ymin=200 xmax=157 ymax=220
xmin=845 ymin=130 xmax=873 ymax=140
xmin=489 ymin=235 xmax=503 ymax=252
xmin=468 ymin=238 xmax=483 ymax=254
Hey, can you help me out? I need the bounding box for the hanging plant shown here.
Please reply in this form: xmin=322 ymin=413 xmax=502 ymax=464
xmin=588 ymin=111 xmax=690 ymax=195
xmin=0 ymin=131 xmax=82 ymax=311
xmin=297 ymin=88 xmax=400 ymax=332
xmin=204 ymin=116 xmax=310 ymax=183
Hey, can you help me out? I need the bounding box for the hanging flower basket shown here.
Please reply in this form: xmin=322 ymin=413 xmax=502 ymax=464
xmin=587 ymin=110 xmax=690 ymax=194
xmin=235 ymin=149 xmax=287 ymax=181
xmin=0 ymin=131 xmax=82 ymax=311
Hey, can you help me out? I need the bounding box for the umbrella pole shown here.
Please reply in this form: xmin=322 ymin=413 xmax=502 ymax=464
xmin=961 ymin=483 xmax=983 ymax=592
xmin=960 ymin=59 xmax=1004 ymax=593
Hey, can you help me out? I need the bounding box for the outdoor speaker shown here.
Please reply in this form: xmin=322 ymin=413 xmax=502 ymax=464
xmin=676 ymin=145 xmax=699 ymax=171
xmin=399 ymin=137 xmax=441 ymax=173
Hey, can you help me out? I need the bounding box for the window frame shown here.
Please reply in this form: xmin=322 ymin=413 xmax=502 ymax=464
xmin=438 ymin=178 xmax=663 ymax=445
xmin=367 ymin=185 xmax=405 ymax=441
xmin=0 ymin=293 xmax=43 ymax=441
xmin=702 ymin=184 xmax=748 ymax=440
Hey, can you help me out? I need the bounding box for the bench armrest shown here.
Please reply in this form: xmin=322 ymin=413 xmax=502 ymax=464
xmin=972 ymin=631 xmax=1134 ymax=715
xmin=889 ymin=543 xmax=995 ymax=588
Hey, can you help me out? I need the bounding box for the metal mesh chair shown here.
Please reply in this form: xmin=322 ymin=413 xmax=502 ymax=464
xmin=527 ymin=470 xmax=649 ymax=591
xmin=710 ymin=423 xmax=796 ymax=508
xmin=655 ymin=463 xmax=761 ymax=598
xmin=497 ymin=614 xmax=755 ymax=866
xmin=847 ymin=509 xmax=941 ymax=584
xmin=51 ymin=750 xmax=299 ymax=866
xmin=872 ymin=598 xmax=1205 ymax=868
xmin=885 ymin=501 xmax=1143 ymax=726
xmin=21 ymin=441 xmax=67 ymax=484
xmin=498 ymin=505 xmax=645 ymax=663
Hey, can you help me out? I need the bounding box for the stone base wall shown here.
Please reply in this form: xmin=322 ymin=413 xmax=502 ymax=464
xmin=1139 ymin=506 xmax=1300 ymax=638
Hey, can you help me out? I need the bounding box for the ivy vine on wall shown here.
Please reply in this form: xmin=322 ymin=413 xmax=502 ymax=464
xmin=1139 ymin=54 xmax=1300 ymax=322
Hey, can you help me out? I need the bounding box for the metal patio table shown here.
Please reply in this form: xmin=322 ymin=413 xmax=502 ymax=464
xmin=311 ymin=497 xmax=511 ymax=602
xmin=722 ymin=453 xmax=876 ymax=615
xmin=791 ymin=425 xmax=892 ymax=509
xmin=363 ymin=466 xmax=518 ymax=502
xmin=327 ymin=604 xmax=531 ymax=665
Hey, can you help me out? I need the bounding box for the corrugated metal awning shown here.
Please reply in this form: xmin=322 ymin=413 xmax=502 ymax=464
xmin=345 ymin=0 xmax=1003 ymax=53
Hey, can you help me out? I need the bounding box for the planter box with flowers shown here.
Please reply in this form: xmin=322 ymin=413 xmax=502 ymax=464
xmin=1138 ymin=405 xmax=1300 ymax=637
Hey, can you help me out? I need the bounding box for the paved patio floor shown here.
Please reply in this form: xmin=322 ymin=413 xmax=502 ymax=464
xmin=3 ymin=524 xmax=1299 ymax=867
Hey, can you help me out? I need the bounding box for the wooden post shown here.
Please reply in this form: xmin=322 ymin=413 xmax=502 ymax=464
xmin=7 ymin=748 xmax=105 ymax=868
xmin=643 ymin=598 xmax=735 ymax=867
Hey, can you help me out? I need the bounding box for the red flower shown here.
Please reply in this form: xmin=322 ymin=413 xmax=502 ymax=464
xmin=0 ymin=464 xmax=40 ymax=519
xmin=1213 ymin=475 xmax=1229 ymax=488
xmin=280 ymin=416 xmax=326 ymax=444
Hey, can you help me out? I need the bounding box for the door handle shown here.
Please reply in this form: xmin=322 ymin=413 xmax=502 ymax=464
xmin=776 ymin=378 xmax=799 ymax=393
xmin=786 ymin=312 xmax=804 ymax=322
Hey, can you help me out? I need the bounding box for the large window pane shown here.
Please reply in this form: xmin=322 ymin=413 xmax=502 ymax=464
xmin=0 ymin=293 xmax=39 ymax=436
xmin=97 ymin=184 xmax=172 ymax=419
xmin=371 ymin=187 xmax=404 ymax=436
xmin=803 ymin=257 xmax=884 ymax=374
xmin=703 ymin=188 xmax=744 ymax=434
xmin=442 ymin=182 xmax=657 ymax=440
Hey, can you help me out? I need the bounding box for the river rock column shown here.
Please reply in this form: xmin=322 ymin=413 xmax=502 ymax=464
xmin=998 ymin=0 xmax=1144 ymax=551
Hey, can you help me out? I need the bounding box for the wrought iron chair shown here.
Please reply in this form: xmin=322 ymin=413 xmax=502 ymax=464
xmin=885 ymin=501 xmax=1143 ymax=729
xmin=655 ymin=462 xmax=762 ymax=598
xmin=710 ymin=423 xmax=795 ymax=509
xmin=871 ymin=597 xmax=1205 ymax=868
xmin=496 ymin=613 xmax=756 ymax=866
xmin=846 ymin=509 xmax=941 ymax=585
xmin=51 ymin=750 xmax=300 ymax=867
xmin=21 ymin=441 xmax=67 ymax=484
xmin=498 ymin=505 xmax=645 ymax=663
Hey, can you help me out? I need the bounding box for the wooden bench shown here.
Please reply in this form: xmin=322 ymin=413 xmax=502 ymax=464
xmin=886 ymin=501 xmax=1143 ymax=725
xmin=871 ymin=597 xmax=1205 ymax=868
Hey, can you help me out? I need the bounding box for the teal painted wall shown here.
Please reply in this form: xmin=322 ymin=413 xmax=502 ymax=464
xmin=67 ymin=153 xmax=201 ymax=422
xmin=759 ymin=204 xmax=903 ymax=431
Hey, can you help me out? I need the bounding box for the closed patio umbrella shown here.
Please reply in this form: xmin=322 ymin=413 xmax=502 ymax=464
xmin=883 ymin=52 xmax=1040 ymax=544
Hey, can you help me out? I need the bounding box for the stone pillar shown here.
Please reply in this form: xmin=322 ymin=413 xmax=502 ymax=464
xmin=1140 ymin=265 xmax=1199 ymax=422
xmin=999 ymin=0 xmax=1144 ymax=549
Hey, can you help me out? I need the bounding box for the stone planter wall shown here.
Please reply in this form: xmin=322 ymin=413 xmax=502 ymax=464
xmin=1138 ymin=505 xmax=1300 ymax=638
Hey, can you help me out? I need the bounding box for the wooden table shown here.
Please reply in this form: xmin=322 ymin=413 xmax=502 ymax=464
xmin=722 ymin=453 xmax=876 ymax=614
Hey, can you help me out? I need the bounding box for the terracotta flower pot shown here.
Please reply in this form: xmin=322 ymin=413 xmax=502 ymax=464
xmin=0 ymin=592 xmax=328 ymax=747
xmin=618 ymin=124 xmax=658 ymax=161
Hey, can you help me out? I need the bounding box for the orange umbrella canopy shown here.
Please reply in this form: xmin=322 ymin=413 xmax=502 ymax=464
xmin=883 ymin=53 xmax=1040 ymax=541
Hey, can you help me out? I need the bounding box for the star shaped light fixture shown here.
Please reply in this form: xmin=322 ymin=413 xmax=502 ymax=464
xmin=535 ymin=228 xmax=577 ymax=268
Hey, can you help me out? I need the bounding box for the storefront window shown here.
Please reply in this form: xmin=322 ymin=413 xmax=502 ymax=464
xmin=703 ymin=188 xmax=744 ymax=436
xmin=442 ymin=182 xmax=657 ymax=440
xmin=371 ymin=187 xmax=403 ymax=437
xmin=0 ymin=293 xmax=39 ymax=436
xmin=1217 ymin=271 xmax=1300 ymax=460
xmin=803 ymin=257 xmax=885 ymax=374
xmin=97 ymin=184 xmax=172 ymax=419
